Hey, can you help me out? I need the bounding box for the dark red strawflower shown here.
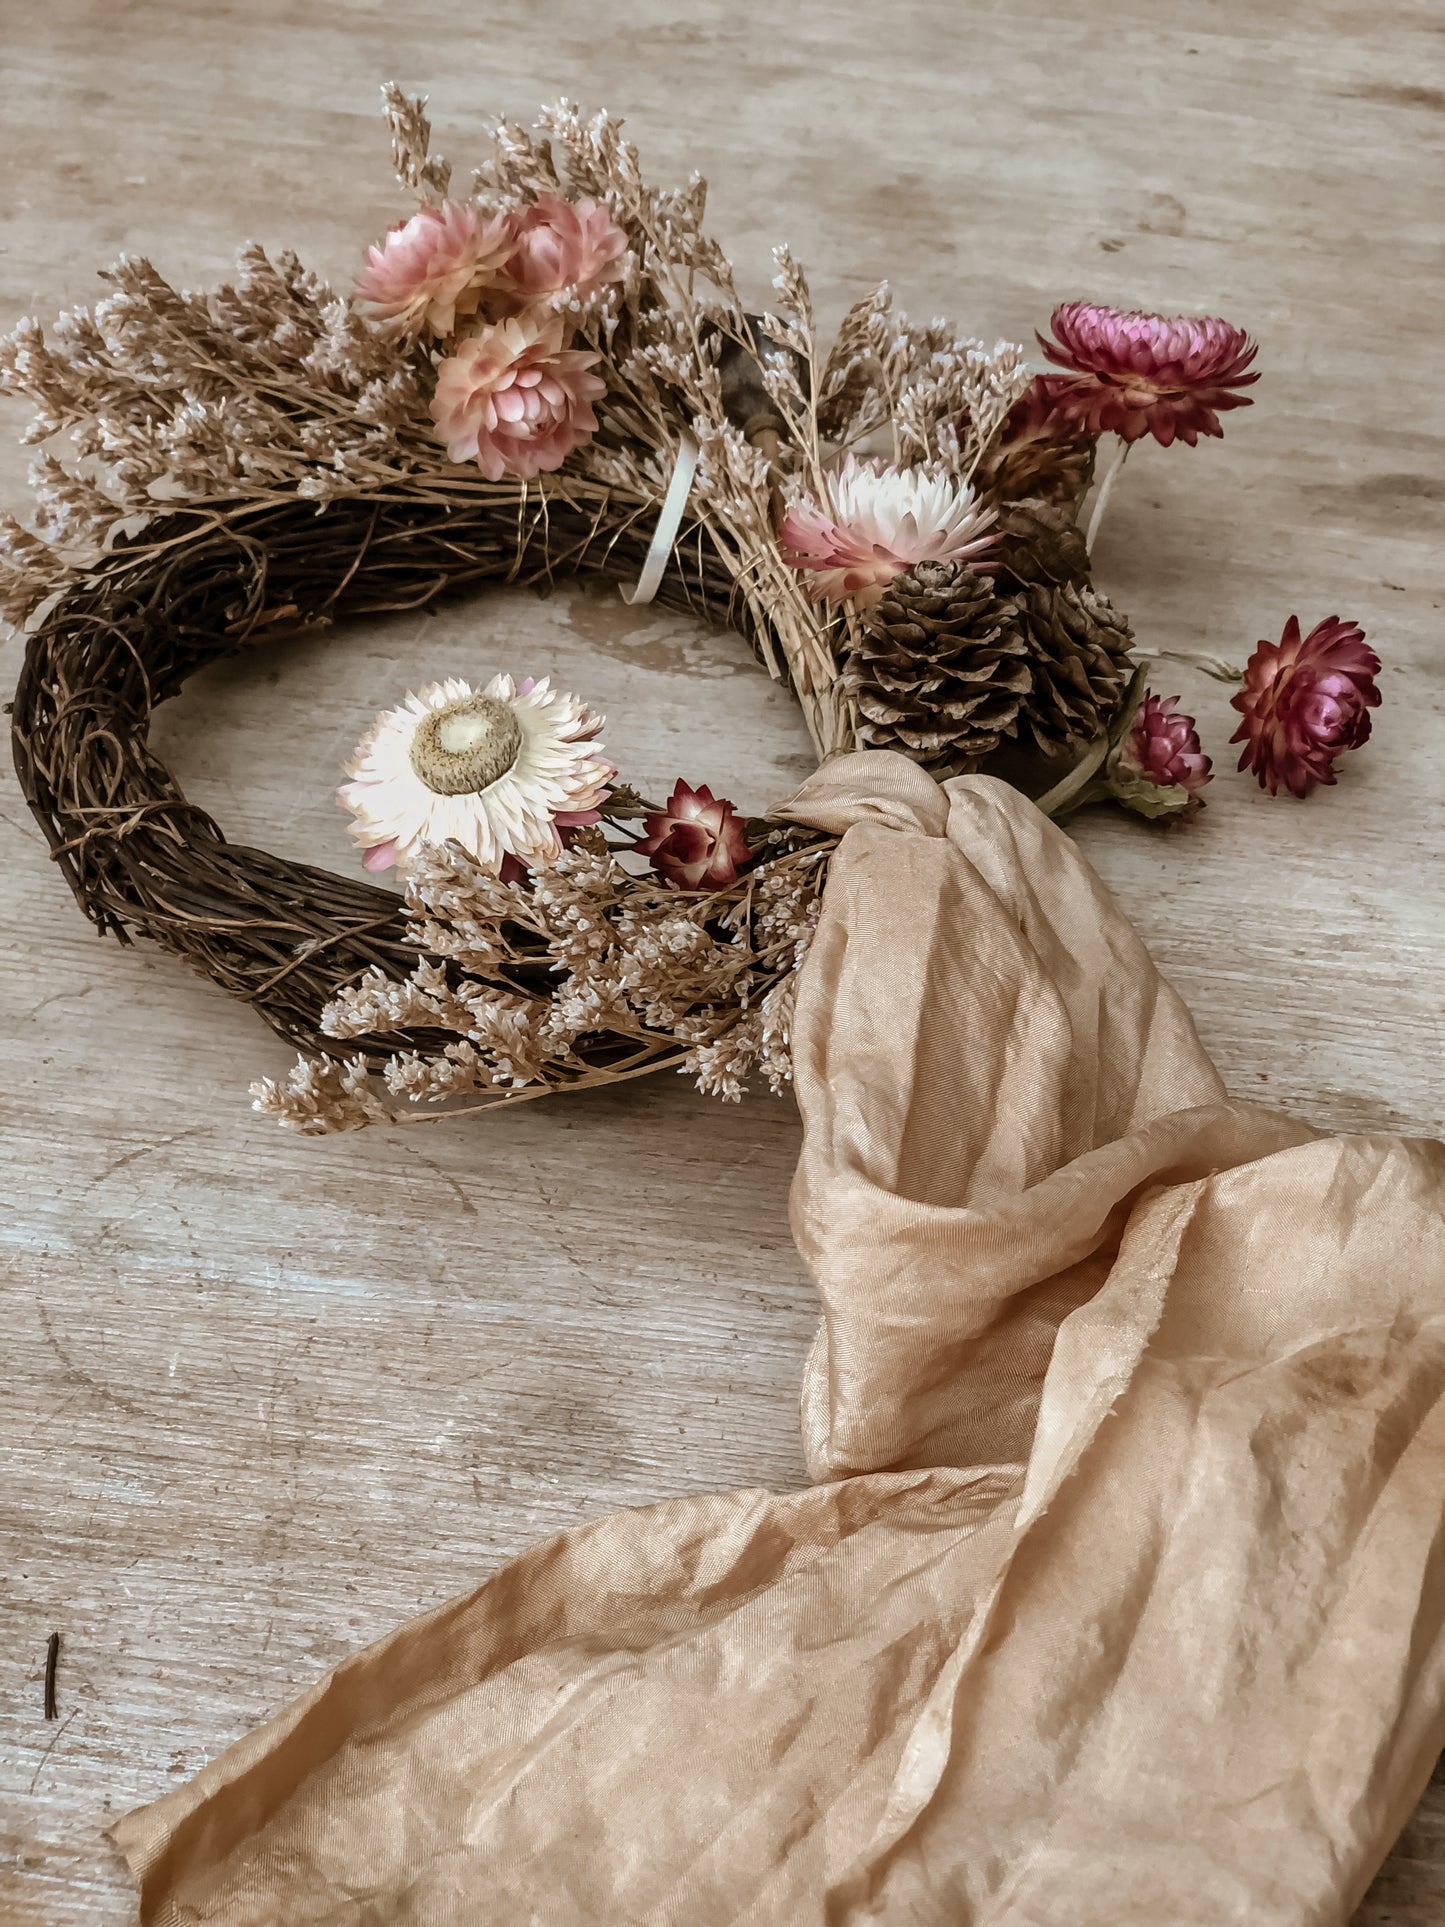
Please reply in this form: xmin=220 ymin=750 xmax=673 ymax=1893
xmin=998 ymin=372 xmax=1086 ymax=445
xmin=636 ymin=780 xmax=752 ymax=890
xmin=1119 ymin=692 xmax=1212 ymax=796
xmin=1230 ymin=616 xmax=1380 ymax=798
xmin=971 ymin=374 xmax=1097 ymax=507
xmin=1038 ymin=302 xmax=1259 ymax=447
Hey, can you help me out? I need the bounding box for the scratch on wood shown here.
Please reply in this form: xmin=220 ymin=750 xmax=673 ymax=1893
xmin=93 ymin=1126 xmax=207 ymax=1185
xmin=400 ymin=1143 xmax=478 ymax=1218
xmin=28 ymin=1709 xmax=79 ymax=1795
xmin=36 ymin=1302 xmax=149 ymax=1419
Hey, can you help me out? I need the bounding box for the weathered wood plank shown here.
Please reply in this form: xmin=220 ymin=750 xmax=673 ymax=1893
xmin=1 ymin=3 xmax=1441 ymax=1918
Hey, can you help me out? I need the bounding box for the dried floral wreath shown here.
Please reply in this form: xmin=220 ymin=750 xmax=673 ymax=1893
xmin=3 ymin=90 xmax=1381 ymax=1132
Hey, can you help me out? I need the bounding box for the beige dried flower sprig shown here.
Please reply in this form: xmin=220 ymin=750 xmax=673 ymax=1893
xmin=251 ymin=824 xmax=831 ymax=1132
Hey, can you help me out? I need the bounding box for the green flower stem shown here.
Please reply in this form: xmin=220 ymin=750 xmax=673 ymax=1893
xmin=1034 ymin=732 xmax=1113 ymax=819
xmin=1133 ymin=647 xmax=1245 ymax=683
xmin=1035 ymin=663 xmax=1153 ymax=822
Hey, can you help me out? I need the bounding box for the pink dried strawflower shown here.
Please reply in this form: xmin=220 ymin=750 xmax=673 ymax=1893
xmin=355 ymin=201 xmax=515 ymax=337
xmin=1038 ymin=302 xmax=1259 ymax=447
xmin=781 ymin=456 xmax=997 ymax=610
xmin=496 ymin=193 xmax=630 ymax=312
xmin=637 ymin=781 xmax=752 ymax=890
xmin=1229 ymin=615 xmax=1381 ymax=797
xmin=1119 ymin=692 xmax=1212 ymax=795
xmin=430 ymin=312 xmax=606 ymax=480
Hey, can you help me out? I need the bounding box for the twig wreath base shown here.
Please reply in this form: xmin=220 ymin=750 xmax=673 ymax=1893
xmin=11 ymin=479 xmax=804 ymax=1062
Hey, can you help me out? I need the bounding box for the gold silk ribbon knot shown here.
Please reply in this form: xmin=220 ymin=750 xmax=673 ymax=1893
xmin=115 ymin=755 xmax=1445 ymax=1926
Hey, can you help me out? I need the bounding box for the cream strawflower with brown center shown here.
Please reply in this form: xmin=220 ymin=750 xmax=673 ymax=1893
xmin=339 ymin=674 xmax=613 ymax=875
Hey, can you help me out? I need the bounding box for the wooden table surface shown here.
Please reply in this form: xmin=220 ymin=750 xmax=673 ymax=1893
xmin=2 ymin=3 xmax=1442 ymax=1920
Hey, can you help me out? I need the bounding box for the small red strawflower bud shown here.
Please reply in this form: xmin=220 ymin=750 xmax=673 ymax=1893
xmin=1119 ymin=692 xmax=1212 ymax=797
xmin=1229 ymin=616 xmax=1381 ymax=798
xmin=1038 ymin=302 xmax=1259 ymax=447
xmin=636 ymin=780 xmax=752 ymax=890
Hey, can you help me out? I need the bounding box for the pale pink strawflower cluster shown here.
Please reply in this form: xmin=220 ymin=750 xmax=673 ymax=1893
xmin=781 ymin=456 xmax=997 ymax=609
xmin=354 ymin=189 xmax=629 ymax=480
xmin=1038 ymin=302 xmax=1259 ymax=447
xmin=430 ymin=312 xmax=606 ymax=480
xmin=354 ymin=193 xmax=627 ymax=341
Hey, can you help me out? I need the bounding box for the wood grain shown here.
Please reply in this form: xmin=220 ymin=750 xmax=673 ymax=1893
xmin=1 ymin=2 xmax=1442 ymax=1919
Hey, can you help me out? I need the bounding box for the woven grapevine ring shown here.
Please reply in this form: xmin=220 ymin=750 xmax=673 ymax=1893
xmin=10 ymin=485 xmax=781 ymax=1056
xmin=3 ymin=91 xmax=1182 ymax=1128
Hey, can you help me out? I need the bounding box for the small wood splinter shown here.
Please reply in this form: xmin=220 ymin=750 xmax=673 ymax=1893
xmin=44 ymin=1631 xmax=60 ymax=1721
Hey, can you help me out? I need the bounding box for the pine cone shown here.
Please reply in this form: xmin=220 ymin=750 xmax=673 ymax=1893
xmin=1006 ymin=584 xmax=1135 ymax=756
xmin=990 ymin=498 xmax=1092 ymax=594
xmin=849 ymin=562 xmax=1032 ymax=770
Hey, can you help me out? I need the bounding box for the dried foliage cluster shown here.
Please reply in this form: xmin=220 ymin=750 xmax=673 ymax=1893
xmin=253 ymin=815 xmax=829 ymax=1131
xmin=2 ymin=89 xmax=1032 ymax=762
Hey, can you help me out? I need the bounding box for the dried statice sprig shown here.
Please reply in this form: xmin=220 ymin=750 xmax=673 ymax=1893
xmin=0 ymin=509 xmax=68 ymax=627
xmin=250 ymin=826 xmax=832 ymax=1133
xmin=817 ymin=281 xmax=1028 ymax=477
xmin=1 ymin=88 xmax=1028 ymax=766
xmin=250 ymin=1054 xmax=397 ymax=1135
xmin=0 ymin=243 xmax=440 ymax=552
xmin=381 ymin=81 xmax=453 ymax=205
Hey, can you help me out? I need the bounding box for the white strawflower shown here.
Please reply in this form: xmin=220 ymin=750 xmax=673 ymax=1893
xmin=780 ymin=454 xmax=997 ymax=609
xmin=339 ymin=674 xmax=613 ymax=875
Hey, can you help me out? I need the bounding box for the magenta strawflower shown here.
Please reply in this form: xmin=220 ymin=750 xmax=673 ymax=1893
xmin=999 ymin=373 xmax=1085 ymax=445
xmin=1230 ymin=616 xmax=1381 ymax=797
xmin=1038 ymin=302 xmax=1259 ymax=447
xmin=636 ymin=781 xmax=751 ymax=890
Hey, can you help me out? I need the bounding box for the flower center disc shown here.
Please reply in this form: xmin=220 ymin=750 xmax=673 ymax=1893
xmin=409 ymin=695 xmax=523 ymax=795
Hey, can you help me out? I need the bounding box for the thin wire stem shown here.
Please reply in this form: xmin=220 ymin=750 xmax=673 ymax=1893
xmin=1086 ymin=439 xmax=1132 ymax=552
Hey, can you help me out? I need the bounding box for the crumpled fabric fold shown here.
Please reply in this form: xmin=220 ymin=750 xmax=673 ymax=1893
xmin=114 ymin=753 xmax=1445 ymax=1926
